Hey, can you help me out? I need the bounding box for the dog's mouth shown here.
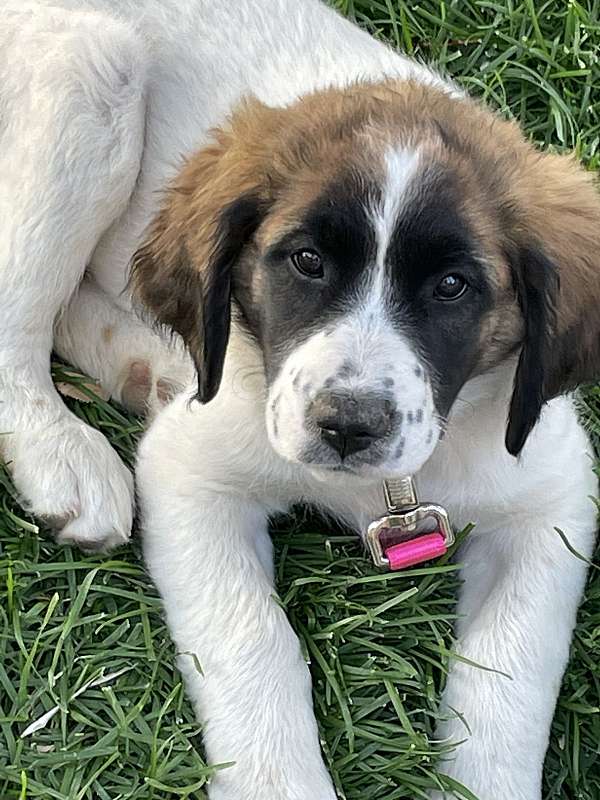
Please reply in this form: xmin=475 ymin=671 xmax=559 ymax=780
xmin=303 ymin=460 xmax=408 ymax=493
xmin=305 ymin=461 xmax=361 ymax=479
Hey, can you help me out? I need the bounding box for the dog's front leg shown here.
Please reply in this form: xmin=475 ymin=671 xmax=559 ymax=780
xmin=432 ymin=511 xmax=594 ymax=800
xmin=137 ymin=399 xmax=337 ymax=800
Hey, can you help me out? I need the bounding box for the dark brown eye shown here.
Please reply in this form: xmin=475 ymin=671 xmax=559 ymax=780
xmin=290 ymin=249 xmax=324 ymax=279
xmin=434 ymin=273 xmax=468 ymax=301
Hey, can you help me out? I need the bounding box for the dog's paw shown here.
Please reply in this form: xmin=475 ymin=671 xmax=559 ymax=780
xmin=116 ymin=358 xmax=187 ymax=416
xmin=8 ymin=418 xmax=133 ymax=551
xmin=208 ymin=789 xmax=337 ymax=800
xmin=207 ymin=775 xmax=338 ymax=800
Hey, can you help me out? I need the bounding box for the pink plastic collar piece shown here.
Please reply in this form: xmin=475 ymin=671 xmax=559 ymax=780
xmin=385 ymin=532 xmax=447 ymax=570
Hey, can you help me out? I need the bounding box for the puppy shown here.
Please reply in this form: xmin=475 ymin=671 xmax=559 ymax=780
xmin=1 ymin=1 xmax=599 ymax=798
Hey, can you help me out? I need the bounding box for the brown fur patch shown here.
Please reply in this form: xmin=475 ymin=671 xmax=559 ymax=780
xmin=119 ymin=360 xmax=152 ymax=414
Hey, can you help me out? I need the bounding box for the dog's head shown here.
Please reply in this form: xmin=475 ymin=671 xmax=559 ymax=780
xmin=132 ymin=81 xmax=600 ymax=479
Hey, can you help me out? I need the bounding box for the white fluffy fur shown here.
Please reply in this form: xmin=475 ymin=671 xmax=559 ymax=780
xmin=0 ymin=2 xmax=596 ymax=799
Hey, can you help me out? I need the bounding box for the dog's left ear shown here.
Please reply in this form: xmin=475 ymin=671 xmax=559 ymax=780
xmin=506 ymin=152 xmax=600 ymax=455
xmin=131 ymin=100 xmax=280 ymax=402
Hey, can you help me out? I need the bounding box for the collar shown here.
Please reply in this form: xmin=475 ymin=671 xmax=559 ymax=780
xmin=367 ymin=476 xmax=454 ymax=570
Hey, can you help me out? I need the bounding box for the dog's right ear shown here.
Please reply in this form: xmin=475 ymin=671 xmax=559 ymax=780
xmin=131 ymin=100 xmax=280 ymax=402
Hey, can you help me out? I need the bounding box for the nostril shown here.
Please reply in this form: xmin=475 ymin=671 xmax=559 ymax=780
xmin=319 ymin=423 xmax=379 ymax=458
xmin=319 ymin=426 xmax=345 ymax=456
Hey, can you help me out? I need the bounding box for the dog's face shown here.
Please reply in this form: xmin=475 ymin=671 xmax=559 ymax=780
xmin=133 ymin=81 xmax=600 ymax=478
xmin=237 ymin=147 xmax=500 ymax=478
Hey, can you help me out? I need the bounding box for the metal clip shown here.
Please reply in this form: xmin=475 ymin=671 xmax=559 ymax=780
xmin=366 ymin=477 xmax=454 ymax=568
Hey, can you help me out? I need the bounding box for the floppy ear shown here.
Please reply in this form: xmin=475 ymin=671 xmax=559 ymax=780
xmin=131 ymin=101 xmax=279 ymax=402
xmin=505 ymin=152 xmax=600 ymax=455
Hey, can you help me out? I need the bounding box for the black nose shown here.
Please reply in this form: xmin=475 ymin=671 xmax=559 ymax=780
xmin=320 ymin=422 xmax=379 ymax=458
xmin=308 ymin=392 xmax=395 ymax=460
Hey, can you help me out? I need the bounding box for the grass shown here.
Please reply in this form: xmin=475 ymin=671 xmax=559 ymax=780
xmin=1 ymin=1 xmax=599 ymax=798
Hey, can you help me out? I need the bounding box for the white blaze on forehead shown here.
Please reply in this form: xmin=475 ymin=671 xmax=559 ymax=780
xmin=368 ymin=146 xmax=422 ymax=304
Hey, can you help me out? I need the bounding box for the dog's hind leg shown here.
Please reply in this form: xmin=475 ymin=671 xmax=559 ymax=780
xmin=54 ymin=276 xmax=194 ymax=417
xmin=0 ymin=6 xmax=146 ymax=550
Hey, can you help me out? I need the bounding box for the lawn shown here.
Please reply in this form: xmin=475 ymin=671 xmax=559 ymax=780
xmin=1 ymin=1 xmax=599 ymax=799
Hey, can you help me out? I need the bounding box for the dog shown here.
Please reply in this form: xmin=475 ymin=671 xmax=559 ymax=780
xmin=1 ymin=1 xmax=599 ymax=798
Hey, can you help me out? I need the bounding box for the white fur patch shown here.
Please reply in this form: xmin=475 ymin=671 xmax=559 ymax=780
xmin=369 ymin=146 xmax=422 ymax=304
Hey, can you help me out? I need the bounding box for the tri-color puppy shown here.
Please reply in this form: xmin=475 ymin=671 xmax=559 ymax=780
xmin=1 ymin=1 xmax=599 ymax=798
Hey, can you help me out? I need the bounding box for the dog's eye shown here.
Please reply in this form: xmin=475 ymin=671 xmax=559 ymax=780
xmin=290 ymin=249 xmax=324 ymax=279
xmin=434 ymin=273 xmax=468 ymax=301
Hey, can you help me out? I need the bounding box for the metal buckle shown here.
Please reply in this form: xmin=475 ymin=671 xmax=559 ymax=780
xmin=367 ymin=477 xmax=454 ymax=568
